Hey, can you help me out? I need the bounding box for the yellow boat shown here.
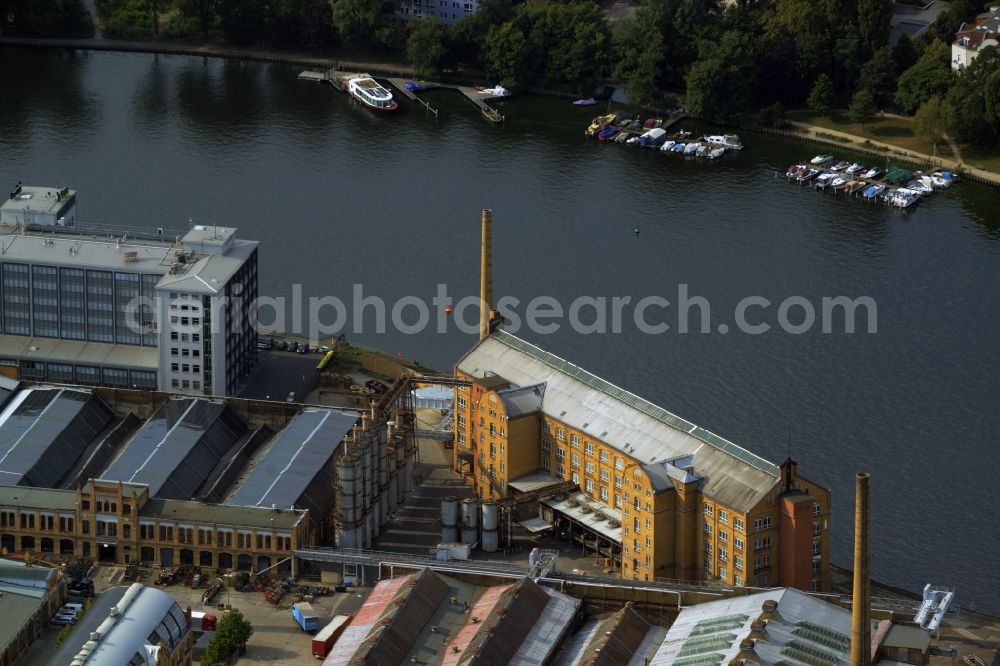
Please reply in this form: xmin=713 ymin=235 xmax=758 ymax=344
xmin=585 ymin=113 xmax=616 ymax=136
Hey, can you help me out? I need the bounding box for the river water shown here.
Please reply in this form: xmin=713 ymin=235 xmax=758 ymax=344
xmin=2 ymin=48 xmax=998 ymax=612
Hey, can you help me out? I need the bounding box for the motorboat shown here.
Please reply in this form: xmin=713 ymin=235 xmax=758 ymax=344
xmin=596 ymin=126 xmax=618 ymax=141
xmin=639 ymin=127 xmax=667 ymax=147
xmin=626 ymin=136 xmax=640 ymax=145
xmin=683 ymin=142 xmax=701 ymax=155
xmin=798 ymin=168 xmax=821 ymax=183
xmin=586 ymin=113 xmax=617 ymax=136
xmin=846 ymin=180 xmax=866 ymax=195
xmin=814 ymin=172 xmax=836 ymax=189
xmin=891 ymin=188 xmax=921 ymax=208
xmin=786 ymin=164 xmax=807 ymax=179
xmin=617 ymin=118 xmax=634 ymax=128
xmin=614 ymin=131 xmax=630 ymax=144
xmin=862 ymin=183 xmax=886 ymax=199
xmin=704 ymin=134 xmax=743 ymax=150
xmin=845 ymin=162 xmax=866 ymax=175
xmin=707 ymin=147 xmax=726 ymax=159
xmin=829 ymin=160 xmax=851 ymax=171
xmin=905 ymin=178 xmax=934 ymax=196
xmin=810 ymin=154 xmax=834 ymax=165
xmin=930 ymin=175 xmax=952 ymax=188
xmin=642 ymin=117 xmax=658 ymax=129
xmin=862 ymin=166 xmax=882 ymax=179
xmin=830 ymin=175 xmax=850 ymax=190
xmin=671 ymin=142 xmax=686 ymax=152
xmin=573 ymin=98 xmax=597 ymax=106
xmin=347 ymin=76 xmax=398 ymax=112
xmin=660 ymin=140 xmax=676 ymax=152
xmin=932 ymin=170 xmax=959 ymax=185
xmin=696 ymin=144 xmax=709 ymax=157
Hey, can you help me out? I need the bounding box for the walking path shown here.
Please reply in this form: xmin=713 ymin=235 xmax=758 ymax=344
xmin=786 ymin=120 xmax=999 ymax=186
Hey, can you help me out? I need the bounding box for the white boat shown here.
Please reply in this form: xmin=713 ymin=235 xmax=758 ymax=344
xmin=845 ymin=162 xmax=865 ymax=175
xmin=660 ymin=140 xmax=676 ymax=152
xmin=906 ymin=179 xmax=934 ymax=196
xmin=626 ymin=136 xmax=640 ymax=145
xmin=347 ymin=76 xmax=398 ymax=112
xmin=830 ymin=175 xmax=849 ymax=189
xmin=814 ymin=172 xmax=835 ymax=188
xmin=704 ymin=134 xmax=743 ymax=150
xmin=891 ymin=188 xmax=921 ymax=208
xmin=862 ymin=167 xmax=882 ymax=179
xmin=930 ymin=175 xmax=952 ymax=188
xmin=707 ymin=147 xmax=726 ymax=159
xmin=810 ymin=154 xmax=834 ymax=165
xmin=683 ymin=142 xmax=701 ymax=155
xmin=696 ymin=144 xmax=709 ymax=157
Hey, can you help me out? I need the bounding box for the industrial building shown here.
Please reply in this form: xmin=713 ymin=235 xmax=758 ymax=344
xmin=323 ymin=568 xmax=581 ymax=666
xmin=452 ymin=210 xmax=832 ymax=590
xmin=0 ymin=558 xmax=67 ymax=665
xmin=0 ymin=185 xmax=258 ymax=396
xmin=51 ymin=583 xmax=194 ymax=666
xmin=0 ymin=378 xmax=417 ymax=575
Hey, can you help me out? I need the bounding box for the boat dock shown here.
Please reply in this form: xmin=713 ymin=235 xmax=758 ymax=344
xmin=386 ymin=78 xmax=506 ymax=124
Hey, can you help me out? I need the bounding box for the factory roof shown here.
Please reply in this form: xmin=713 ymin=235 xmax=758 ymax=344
xmin=457 ymin=331 xmax=779 ymax=511
xmin=508 ymin=471 xmax=564 ymax=493
xmin=139 ymin=498 xmax=305 ymax=531
xmin=554 ymin=604 xmax=663 ymax=666
xmin=0 ymin=387 xmax=115 ymax=487
xmin=226 ymin=408 xmax=357 ymax=511
xmin=101 ymin=398 xmax=248 ymax=499
xmin=543 ymin=491 xmax=622 ymax=543
xmin=0 ymin=335 xmax=158 ymax=370
xmin=0 ymin=559 xmax=59 ymax=658
xmin=648 ymin=587 xmax=854 ymax=665
xmin=509 ymin=586 xmax=581 ymax=665
xmin=52 ymin=584 xmax=190 ymax=666
xmin=0 ymin=485 xmax=76 ymax=511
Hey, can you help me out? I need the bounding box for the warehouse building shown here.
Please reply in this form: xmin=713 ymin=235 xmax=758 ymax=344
xmin=0 ymin=185 xmax=258 ymax=396
xmin=0 ymin=381 xmax=416 ymax=575
xmin=0 ymin=558 xmax=67 ymax=665
xmin=454 ymin=329 xmax=832 ymax=590
xmin=52 ymin=583 xmax=194 ymax=666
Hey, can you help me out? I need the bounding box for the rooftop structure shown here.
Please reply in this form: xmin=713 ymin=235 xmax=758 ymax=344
xmin=227 ymin=408 xmax=356 ymax=514
xmin=0 ymin=557 xmax=66 ymax=665
xmin=553 ymin=603 xmax=665 ymax=666
xmin=52 ymin=583 xmax=193 ymax=666
xmin=0 ymin=186 xmax=259 ymax=396
xmin=100 ymin=398 xmax=248 ymax=499
xmin=0 ymin=387 xmax=116 ymax=487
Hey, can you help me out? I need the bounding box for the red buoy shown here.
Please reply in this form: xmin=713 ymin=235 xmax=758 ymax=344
xmin=445 ymin=305 xmax=454 ymax=315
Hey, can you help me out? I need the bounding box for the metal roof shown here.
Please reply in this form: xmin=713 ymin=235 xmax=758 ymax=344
xmin=648 ymin=588 xmax=855 ymax=665
xmin=0 ymin=387 xmax=115 ymax=487
xmin=101 ymin=398 xmax=248 ymax=499
xmin=510 ymin=587 xmax=581 ymax=665
xmin=543 ymin=491 xmax=622 ymax=543
xmin=508 ymin=471 xmax=563 ymax=493
xmin=139 ymin=497 xmax=304 ymax=530
xmin=53 ymin=584 xmax=190 ymax=666
xmin=0 ymin=335 xmax=158 ymax=370
xmin=0 ymin=559 xmax=53 ymax=658
xmin=226 ymin=408 xmax=356 ymax=511
xmin=458 ymin=331 xmax=779 ymax=511
xmin=0 ymin=484 xmax=75 ymax=511
xmin=497 ymin=382 xmax=545 ymax=419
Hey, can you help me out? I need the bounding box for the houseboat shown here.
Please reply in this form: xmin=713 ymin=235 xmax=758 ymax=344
xmin=347 ymin=77 xmax=398 ymax=112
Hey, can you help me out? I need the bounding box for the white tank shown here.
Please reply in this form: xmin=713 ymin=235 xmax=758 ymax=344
xmin=460 ymin=526 xmax=479 ymax=545
xmin=441 ymin=497 xmax=459 ymax=528
xmin=442 ymin=526 xmax=459 ymax=543
xmin=461 ymin=499 xmax=480 ymax=528
xmin=481 ymin=502 xmax=499 ymax=553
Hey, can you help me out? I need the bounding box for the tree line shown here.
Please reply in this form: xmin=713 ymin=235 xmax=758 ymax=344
xmin=4 ymin=0 xmax=999 ymax=148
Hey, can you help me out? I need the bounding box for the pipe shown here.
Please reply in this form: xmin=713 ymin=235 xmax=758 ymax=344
xmin=851 ymin=472 xmax=872 ymax=666
xmin=479 ymin=209 xmax=493 ymax=341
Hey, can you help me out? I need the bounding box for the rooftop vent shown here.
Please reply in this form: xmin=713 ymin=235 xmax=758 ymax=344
xmin=761 ymin=599 xmax=778 ymax=612
xmin=739 ymin=638 xmax=755 ymax=652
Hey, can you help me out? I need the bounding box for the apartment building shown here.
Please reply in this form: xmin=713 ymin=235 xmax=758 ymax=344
xmin=0 ymin=185 xmax=258 ymax=396
xmin=453 ymin=330 xmax=831 ymax=591
xmin=398 ymin=0 xmax=479 ymax=25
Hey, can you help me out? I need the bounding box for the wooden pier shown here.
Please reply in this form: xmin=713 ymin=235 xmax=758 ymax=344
xmin=386 ymin=78 xmax=506 ymax=124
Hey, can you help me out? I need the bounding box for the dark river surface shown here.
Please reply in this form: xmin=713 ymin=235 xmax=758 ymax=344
xmin=2 ymin=48 xmax=998 ymax=612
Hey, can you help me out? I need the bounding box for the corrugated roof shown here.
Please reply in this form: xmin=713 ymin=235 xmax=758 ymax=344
xmin=226 ymin=408 xmax=356 ymax=511
xmin=100 ymin=398 xmax=248 ymax=499
xmin=648 ymin=588 xmax=855 ymax=665
xmin=497 ymin=383 xmax=545 ymax=419
xmin=0 ymin=387 xmax=115 ymax=487
xmin=543 ymin=492 xmax=622 ymax=543
xmin=0 ymin=484 xmax=75 ymax=511
xmin=0 ymin=335 xmax=158 ymax=370
xmin=139 ymin=497 xmax=304 ymax=530
xmin=457 ymin=332 xmax=779 ymax=511
xmin=509 ymin=587 xmax=581 ymax=666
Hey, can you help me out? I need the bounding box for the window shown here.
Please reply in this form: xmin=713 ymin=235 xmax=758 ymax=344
xmin=812 ymin=522 xmax=821 ymax=537
xmin=753 ymin=516 xmax=772 ymax=531
xmin=813 ymin=502 xmax=821 ymax=516
xmin=704 ymin=503 xmax=714 ymax=516
xmin=585 ymin=479 xmax=594 ymax=493
xmin=556 ymin=428 xmax=566 ymax=441
xmin=571 ymin=472 xmax=580 ymax=484
xmin=557 ymin=464 xmax=565 ymax=477
xmin=541 ymin=440 xmax=550 ymax=454
xmin=719 ymin=510 xmax=728 ymax=524
xmin=542 ymin=457 xmax=551 ymax=471
xmin=615 ymin=475 xmax=622 ymax=488
xmin=812 ymin=542 xmax=821 ymax=556
xmin=556 ymin=447 xmax=565 ymax=460
xmin=570 ymin=453 xmax=580 ymax=468
xmin=735 ymin=537 xmax=744 ymax=551
xmin=734 ymin=517 xmax=745 ymax=532
xmin=754 ymin=537 xmax=772 ymax=550
xmin=719 ymin=530 xmax=728 ymax=543
xmin=600 ymin=487 xmax=608 ymax=501
xmin=704 ymin=524 xmax=712 ymax=536
xmin=584 ymin=461 xmax=594 ymax=474
xmin=719 ymin=549 xmax=728 ymax=562
xmin=614 ymin=494 xmax=622 ymax=508
xmin=599 ymin=450 xmax=609 ymax=463
xmin=735 ymin=555 xmax=744 ymax=571
xmin=570 ymin=434 xmax=580 ymax=447
xmin=735 ymin=575 xmax=743 ymax=587
xmin=600 ymin=469 xmax=609 ymax=482
xmin=584 ymin=442 xmax=594 ymax=455
xmin=458 ymin=396 xmax=466 ymax=408
xmin=543 ymin=422 xmax=550 ymax=433
xmin=615 ymin=457 xmax=624 ymax=470
xmin=719 ymin=566 xmax=727 ymax=581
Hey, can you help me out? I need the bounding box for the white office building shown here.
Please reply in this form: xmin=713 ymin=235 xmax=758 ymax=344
xmin=0 ymin=185 xmax=258 ymax=396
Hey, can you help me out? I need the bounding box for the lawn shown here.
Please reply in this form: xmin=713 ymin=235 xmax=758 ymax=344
xmin=787 ymin=110 xmax=941 ymax=158
xmin=957 ymin=145 xmax=1000 ymax=173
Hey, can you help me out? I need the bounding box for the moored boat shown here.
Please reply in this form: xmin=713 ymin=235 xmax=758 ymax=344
xmin=862 ymin=183 xmax=885 ymax=199
xmin=845 ymin=162 xmax=866 ymax=175
xmin=786 ymin=164 xmax=807 ymax=179
xmin=683 ymin=142 xmax=701 ymax=155
xmin=810 ymin=154 xmax=834 ymax=165
xmin=347 ymin=76 xmax=398 ymax=112
xmin=862 ymin=166 xmax=883 ymax=179
xmin=639 ymin=127 xmax=667 ymax=147
xmin=846 ymin=180 xmax=866 ymax=195
xmin=814 ymin=172 xmax=835 ymax=189
xmin=573 ymin=98 xmax=597 ymax=106
xmin=798 ymin=168 xmax=821 ymax=183
xmin=671 ymin=142 xmax=686 ymax=152
xmin=891 ymin=188 xmax=921 ymax=208
xmin=830 ymin=160 xmax=851 ymax=172
xmin=660 ymin=140 xmax=676 ymax=152
xmin=707 ymin=147 xmax=726 ymax=159
xmin=696 ymin=144 xmax=709 ymax=157
xmin=830 ymin=175 xmax=850 ymax=190
xmin=596 ymin=126 xmax=619 ymax=141
xmin=704 ymin=134 xmax=744 ymax=150
xmin=586 ymin=113 xmax=617 ymax=137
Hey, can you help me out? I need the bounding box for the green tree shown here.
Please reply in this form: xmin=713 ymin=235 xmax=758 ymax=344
xmin=833 ymin=24 xmax=863 ymax=92
xmin=985 ymin=69 xmax=1000 ymax=130
xmin=612 ymin=14 xmax=664 ymax=106
xmin=407 ymin=19 xmax=447 ymax=78
xmin=484 ymin=21 xmax=532 ymax=89
xmin=203 ymin=609 xmax=254 ymax=665
xmin=857 ymin=0 xmax=892 ymax=55
xmin=685 ymin=30 xmax=758 ymax=123
xmin=945 ymin=46 xmax=1000 ymax=143
xmin=912 ymin=96 xmax=953 ymax=154
xmin=178 ymin=0 xmax=217 ymax=38
xmin=217 ymin=0 xmax=269 ymax=45
xmin=331 ymin=0 xmax=399 ymax=49
xmin=894 ymin=40 xmax=953 ymax=114
xmin=758 ymin=101 xmax=787 ymax=128
xmin=892 ymin=33 xmax=918 ymax=72
xmin=808 ymin=73 xmax=835 ymax=116
xmin=848 ymin=88 xmax=877 ymax=128
xmin=858 ymin=47 xmax=898 ymax=107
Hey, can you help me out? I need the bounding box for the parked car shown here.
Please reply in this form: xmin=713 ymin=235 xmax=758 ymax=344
xmin=276 ymin=340 xmax=288 ymax=351
xmin=60 ymin=603 xmax=84 ymax=614
xmin=297 ymin=343 xmax=309 ymax=354
xmin=51 ymin=611 xmax=78 ymax=626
